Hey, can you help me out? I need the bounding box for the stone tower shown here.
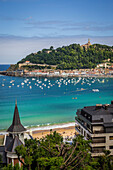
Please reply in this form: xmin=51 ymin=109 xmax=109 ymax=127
xmin=81 ymin=39 xmax=92 ymax=49
xmin=88 ymin=39 xmax=91 ymax=45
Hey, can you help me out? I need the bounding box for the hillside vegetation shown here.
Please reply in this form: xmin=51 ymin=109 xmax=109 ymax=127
xmin=17 ymin=43 xmax=113 ymax=70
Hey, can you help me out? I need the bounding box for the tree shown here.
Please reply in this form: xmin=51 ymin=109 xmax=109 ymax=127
xmin=15 ymin=132 xmax=94 ymax=170
xmin=6 ymin=132 xmax=113 ymax=170
xmin=15 ymin=138 xmax=38 ymax=170
xmin=3 ymin=163 xmax=23 ymax=170
xmin=50 ymin=46 xmax=54 ymax=50
xmin=97 ymin=150 xmax=113 ymax=170
xmin=14 ymin=43 xmax=113 ymax=71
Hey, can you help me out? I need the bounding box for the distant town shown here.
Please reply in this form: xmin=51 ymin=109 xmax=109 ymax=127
xmin=1 ymin=61 xmax=113 ymax=78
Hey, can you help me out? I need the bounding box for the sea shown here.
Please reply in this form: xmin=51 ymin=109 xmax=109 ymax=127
xmin=0 ymin=64 xmax=113 ymax=130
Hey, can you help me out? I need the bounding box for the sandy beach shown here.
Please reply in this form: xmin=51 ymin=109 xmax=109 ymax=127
xmin=32 ymin=126 xmax=76 ymax=139
xmin=28 ymin=123 xmax=78 ymax=139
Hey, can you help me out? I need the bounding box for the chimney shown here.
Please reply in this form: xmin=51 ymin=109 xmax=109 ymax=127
xmin=105 ymin=104 xmax=109 ymax=110
xmin=111 ymin=101 xmax=113 ymax=104
xmin=96 ymin=104 xmax=102 ymax=110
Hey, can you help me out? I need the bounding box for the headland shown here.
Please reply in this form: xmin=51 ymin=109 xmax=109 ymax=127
xmin=1 ymin=40 xmax=113 ymax=78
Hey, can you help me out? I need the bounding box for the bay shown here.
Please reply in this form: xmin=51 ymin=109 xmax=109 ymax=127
xmin=0 ymin=64 xmax=10 ymax=71
xmin=0 ymin=71 xmax=113 ymax=130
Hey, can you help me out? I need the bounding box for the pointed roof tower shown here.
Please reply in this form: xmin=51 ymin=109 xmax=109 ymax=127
xmin=7 ymin=101 xmax=26 ymax=133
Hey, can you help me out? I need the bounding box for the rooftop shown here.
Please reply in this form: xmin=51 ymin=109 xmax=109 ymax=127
xmin=80 ymin=101 xmax=113 ymax=124
xmin=5 ymin=136 xmax=23 ymax=153
xmin=7 ymin=102 xmax=26 ymax=133
xmin=83 ymin=105 xmax=113 ymax=116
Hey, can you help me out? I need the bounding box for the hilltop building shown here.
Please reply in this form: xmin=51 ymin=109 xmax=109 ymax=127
xmin=75 ymin=101 xmax=113 ymax=157
xmin=0 ymin=102 xmax=31 ymax=166
xmin=81 ymin=39 xmax=92 ymax=49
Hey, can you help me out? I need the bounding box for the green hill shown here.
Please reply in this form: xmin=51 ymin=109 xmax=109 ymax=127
xmin=16 ymin=43 xmax=113 ymax=70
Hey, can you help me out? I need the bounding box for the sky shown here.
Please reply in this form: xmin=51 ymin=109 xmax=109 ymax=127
xmin=0 ymin=0 xmax=113 ymax=64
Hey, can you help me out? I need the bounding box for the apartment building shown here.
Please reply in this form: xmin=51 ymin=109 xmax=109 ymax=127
xmin=75 ymin=101 xmax=113 ymax=157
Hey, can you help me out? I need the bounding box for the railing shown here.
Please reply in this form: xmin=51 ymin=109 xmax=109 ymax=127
xmin=75 ymin=117 xmax=111 ymax=135
xmin=77 ymin=113 xmax=91 ymax=125
xmin=75 ymin=117 xmax=92 ymax=134
xmin=75 ymin=117 xmax=84 ymax=126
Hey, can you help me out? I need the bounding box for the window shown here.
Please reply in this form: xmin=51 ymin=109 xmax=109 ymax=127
xmin=92 ymin=137 xmax=105 ymax=143
xmin=81 ymin=128 xmax=83 ymax=135
xmin=87 ymin=134 xmax=91 ymax=140
xmin=8 ymin=158 xmax=12 ymax=164
xmin=92 ymin=146 xmax=105 ymax=153
xmin=87 ymin=124 xmax=90 ymax=129
xmin=109 ymin=146 xmax=113 ymax=149
xmin=84 ymin=131 xmax=86 ymax=137
xmin=109 ymin=136 xmax=113 ymax=140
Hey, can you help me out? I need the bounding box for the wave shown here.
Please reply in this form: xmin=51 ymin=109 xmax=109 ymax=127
xmin=26 ymin=122 xmax=75 ymax=132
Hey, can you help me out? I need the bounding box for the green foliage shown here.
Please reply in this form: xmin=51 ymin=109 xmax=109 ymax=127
xmin=16 ymin=43 xmax=113 ymax=70
xmin=4 ymin=132 xmax=113 ymax=170
xmin=37 ymin=157 xmax=63 ymax=170
xmin=15 ymin=138 xmax=39 ymax=169
xmin=0 ymin=154 xmax=3 ymax=169
xmin=96 ymin=150 xmax=113 ymax=170
xmin=3 ymin=163 xmax=23 ymax=170
xmin=15 ymin=132 xmax=95 ymax=170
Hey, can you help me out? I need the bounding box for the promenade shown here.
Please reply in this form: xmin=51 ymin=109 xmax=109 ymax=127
xmin=1 ymin=68 xmax=113 ymax=78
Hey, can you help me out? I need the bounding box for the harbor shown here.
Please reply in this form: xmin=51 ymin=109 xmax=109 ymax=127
xmin=0 ymin=74 xmax=113 ymax=130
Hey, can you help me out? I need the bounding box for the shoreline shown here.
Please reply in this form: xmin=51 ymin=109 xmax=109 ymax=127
xmin=0 ymin=122 xmax=76 ymax=135
xmin=0 ymin=122 xmax=77 ymax=140
xmin=27 ymin=122 xmax=75 ymax=132
xmin=1 ymin=71 xmax=113 ymax=78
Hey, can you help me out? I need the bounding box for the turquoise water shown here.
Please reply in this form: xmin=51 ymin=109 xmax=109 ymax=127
xmin=0 ymin=74 xmax=113 ymax=130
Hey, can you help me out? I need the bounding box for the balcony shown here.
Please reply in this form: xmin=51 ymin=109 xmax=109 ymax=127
xmin=92 ymin=148 xmax=105 ymax=153
xmin=92 ymin=139 xmax=105 ymax=144
xmin=93 ymin=130 xmax=105 ymax=134
xmin=75 ymin=126 xmax=81 ymax=135
xmin=75 ymin=117 xmax=109 ymax=135
xmin=75 ymin=117 xmax=92 ymax=135
xmin=76 ymin=113 xmax=92 ymax=125
xmin=91 ymin=152 xmax=104 ymax=157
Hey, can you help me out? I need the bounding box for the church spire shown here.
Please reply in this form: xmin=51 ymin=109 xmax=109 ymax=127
xmin=7 ymin=101 xmax=26 ymax=133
